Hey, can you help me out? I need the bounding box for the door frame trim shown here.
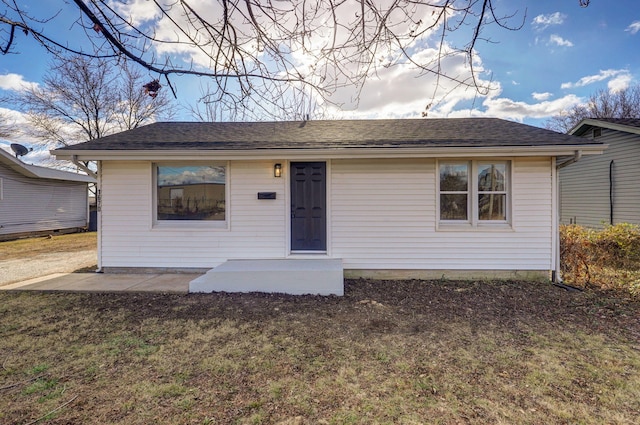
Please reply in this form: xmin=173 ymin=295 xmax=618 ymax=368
xmin=286 ymin=160 xmax=331 ymax=256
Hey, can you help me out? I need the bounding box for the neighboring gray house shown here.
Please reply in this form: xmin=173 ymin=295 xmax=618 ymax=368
xmin=560 ymin=118 xmax=640 ymax=229
xmin=0 ymin=148 xmax=95 ymax=240
xmin=52 ymin=118 xmax=604 ymax=294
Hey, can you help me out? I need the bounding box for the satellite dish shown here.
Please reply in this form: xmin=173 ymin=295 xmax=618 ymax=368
xmin=10 ymin=143 xmax=32 ymax=158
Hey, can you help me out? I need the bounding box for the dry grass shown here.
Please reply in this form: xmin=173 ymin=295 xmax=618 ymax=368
xmin=0 ymin=232 xmax=97 ymax=261
xmin=1 ymin=280 xmax=638 ymax=424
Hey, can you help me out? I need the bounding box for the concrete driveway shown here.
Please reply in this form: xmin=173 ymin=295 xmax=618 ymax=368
xmin=0 ymin=249 xmax=97 ymax=286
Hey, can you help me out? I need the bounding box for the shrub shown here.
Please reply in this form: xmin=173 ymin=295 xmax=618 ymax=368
xmin=592 ymin=223 xmax=640 ymax=269
xmin=560 ymin=224 xmax=595 ymax=285
xmin=560 ymin=223 xmax=640 ymax=298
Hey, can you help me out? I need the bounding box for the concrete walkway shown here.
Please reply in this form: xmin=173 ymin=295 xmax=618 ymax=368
xmin=0 ymin=272 xmax=201 ymax=293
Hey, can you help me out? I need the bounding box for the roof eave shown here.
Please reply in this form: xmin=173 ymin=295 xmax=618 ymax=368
xmin=52 ymin=144 xmax=606 ymax=161
xmin=570 ymin=118 xmax=640 ymax=136
xmin=0 ymin=151 xmax=39 ymax=178
xmin=1 ymin=150 xmax=95 ymax=182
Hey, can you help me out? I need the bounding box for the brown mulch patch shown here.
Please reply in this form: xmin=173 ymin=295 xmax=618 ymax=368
xmin=76 ymin=278 xmax=637 ymax=337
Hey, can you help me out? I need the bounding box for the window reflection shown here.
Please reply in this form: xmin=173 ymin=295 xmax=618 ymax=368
xmin=157 ymin=165 xmax=225 ymax=221
xmin=478 ymin=163 xmax=507 ymax=221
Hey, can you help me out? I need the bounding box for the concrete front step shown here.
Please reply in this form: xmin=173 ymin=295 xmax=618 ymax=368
xmin=189 ymin=259 xmax=344 ymax=296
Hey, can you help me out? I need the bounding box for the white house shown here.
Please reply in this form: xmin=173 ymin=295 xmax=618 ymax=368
xmin=52 ymin=118 xmax=605 ymax=295
xmin=0 ymin=147 xmax=95 ymax=240
xmin=560 ymin=118 xmax=640 ymax=229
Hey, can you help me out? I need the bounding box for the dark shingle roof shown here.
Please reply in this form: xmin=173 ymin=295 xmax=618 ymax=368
xmin=55 ymin=118 xmax=600 ymax=152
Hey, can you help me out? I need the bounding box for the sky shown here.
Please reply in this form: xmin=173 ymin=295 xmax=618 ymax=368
xmin=0 ymin=0 xmax=639 ymax=163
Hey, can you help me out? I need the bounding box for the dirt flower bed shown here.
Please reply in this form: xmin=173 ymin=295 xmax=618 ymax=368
xmin=1 ymin=279 xmax=639 ymax=424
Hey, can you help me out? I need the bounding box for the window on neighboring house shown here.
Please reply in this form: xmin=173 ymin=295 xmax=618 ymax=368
xmin=439 ymin=160 xmax=510 ymax=226
xmin=155 ymin=164 xmax=227 ymax=224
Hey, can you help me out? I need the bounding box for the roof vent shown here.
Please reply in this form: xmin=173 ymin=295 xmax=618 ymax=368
xmin=593 ymin=128 xmax=602 ymax=138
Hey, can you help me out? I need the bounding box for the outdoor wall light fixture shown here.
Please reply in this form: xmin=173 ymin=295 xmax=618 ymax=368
xmin=274 ymin=163 xmax=282 ymax=177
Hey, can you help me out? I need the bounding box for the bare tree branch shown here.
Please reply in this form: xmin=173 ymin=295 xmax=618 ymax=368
xmin=1 ymin=1 xmax=590 ymax=119
xmin=0 ymin=112 xmax=13 ymax=142
xmin=546 ymin=84 xmax=640 ymax=133
xmin=12 ymin=55 xmax=175 ymax=148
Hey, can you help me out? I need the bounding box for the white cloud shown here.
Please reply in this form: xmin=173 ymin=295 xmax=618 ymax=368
xmin=0 ymin=107 xmax=29 ymax=125
xmin=608 ymin=74 xmax=633 ymax=92
xmin=626 ymin=21 xmax=640 ymax=34
xmin=445 ymin=94 xmax=582 ymax=122
xmin=561 ymin=69 xmax=629 ymax=89
xmin=532 ymin=12 xmax=566 ymax=30
xmin=549 ymin=34 xmax=573 ymax=47
xmin=79 ymin=1 xmax=592 ymax=126
xmin=321 ymin=35 xmax=587 ymax=124
xmin=110 ymin=0 xmax=459 ymax=105
xmin=115 ymin=0 xmax=161 ymax=26
xmin=0 ymin=107 xmax=96 ymax=167
xmin=323 ymin=43 xmax=498 ymax=119
xmin=0 ymin=73 xmax=38 ymax=91
xmin=334 ymin=62 xmax=584 ymax=123
xmin=0 ymin=107 xmax=47 ymax=159
xmin=532 ymin=92 xmax=552 ymax=101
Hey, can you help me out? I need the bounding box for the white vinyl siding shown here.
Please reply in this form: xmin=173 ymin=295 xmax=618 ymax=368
xmin=560 ymin=128 xmax=640 ymax=228
xmin=331 ymin=157 xmax=552 ymax=271
xmin=99 ymin=157 xmax=554 ymax=272
xmin=0 ymin=163 xmax=89 ymax=237
xmin=100 ymin=160 xmax=286 ymax=269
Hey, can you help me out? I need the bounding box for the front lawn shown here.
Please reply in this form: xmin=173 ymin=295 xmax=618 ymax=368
xmin=0 ymin=232 xmax=97 ymax=261
xmin=1 ymin=279 xmax=638 ymax=424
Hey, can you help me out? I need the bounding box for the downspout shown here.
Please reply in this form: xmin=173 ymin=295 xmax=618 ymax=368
xmin=96 ymin=161 xmax=102 ymax=272
xmin=71 ymin=155 xmax=97 ymax=179
xmin=553 ymin=150 xmax=583 ymax=282
xmin=609 ymin=160 xmax=614 ymax=225
xmin=556 ymin=150 xmax=583 ymax=170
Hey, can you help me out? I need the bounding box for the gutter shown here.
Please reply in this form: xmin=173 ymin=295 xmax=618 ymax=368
xmin=52 ymin=144 xmax=606 ymax=162
xmin=553 ymin=150 xmax=583 ymax=283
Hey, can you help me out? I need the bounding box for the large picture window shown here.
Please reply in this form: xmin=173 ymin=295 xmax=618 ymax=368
xmin=156 ymin=164 xmax=226 ymax=221
xmin=439 ymin=160 xmax=510 ymax=225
